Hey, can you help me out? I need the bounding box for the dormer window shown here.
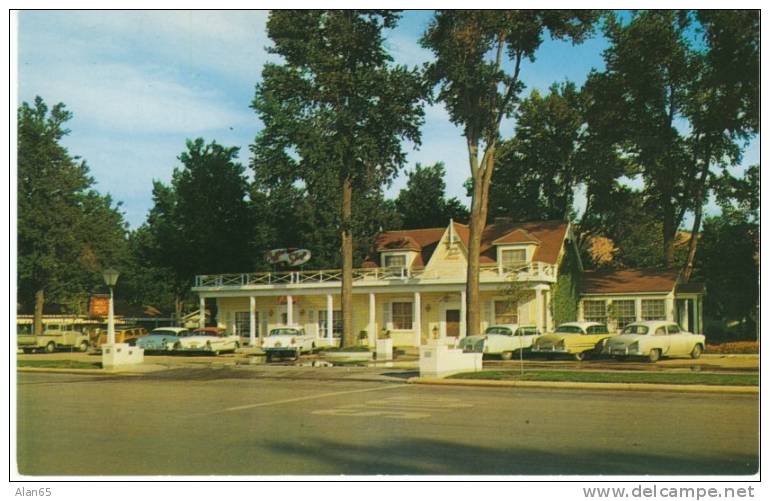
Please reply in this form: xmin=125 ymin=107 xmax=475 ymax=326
xmin=501 ymin=248 xmax=527 ymax=269
xmin=383 ymin=254 xmax=407 ymax=268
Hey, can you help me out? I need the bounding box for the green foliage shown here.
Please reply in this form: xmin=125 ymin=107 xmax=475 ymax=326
xmin=551 ymin=241 xmax=581 ymax=325
xmin=489 ymin=82 xmax=596 ymax=222
xmin=17 ymin=97 xmax=129 ymax=314
xmin=141 ymin=138 xmax=256 ymax=299
xmin=395 ymin=162 xmax=469 ymax=228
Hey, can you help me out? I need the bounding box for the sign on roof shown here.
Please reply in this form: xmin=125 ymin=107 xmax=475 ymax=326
xmin=265 ymin=248 xmax=312 ymax=266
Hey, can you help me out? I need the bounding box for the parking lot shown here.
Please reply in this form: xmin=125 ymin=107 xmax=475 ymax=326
xmin=16 ymin=369 xmax=758 ymax=476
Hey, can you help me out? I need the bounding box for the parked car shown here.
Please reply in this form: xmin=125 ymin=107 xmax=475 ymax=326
xmin=532 ymin=321 xmax=613 ymax=361
xmin=177 ymin=327 xmax=240 ymax=355
xmin=136 ymin=327 xmax=189 ymax=352
xmin=261 ymin=326 xmax=315 ymax=361
xmin=603 ymin=321 xmax=706 ymax=362
xmin=18 ymin=323 xmax=90 ymax=353
xmin=458 ymin=324 xmax=541 ymax=359
xmin=92 ymin=326 xmax=148 ymax=349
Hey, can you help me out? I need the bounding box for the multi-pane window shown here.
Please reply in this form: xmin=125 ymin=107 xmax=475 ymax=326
xmin=494 ymin=300 xmax=518 ymax=324
xmin=501 ymin=248 xmax=527 ymax=268
xmin=234 ymin=311 xmax=253 ymax=337
xmin=583 ymin=300 xmax=608 ymax=324
xmin=611 ymin=300 xmax=636 ymax=329
xmin=641 ymin=299 xmax=666 ymax=320
xmin=391 ymin=302 xmax=413 ymax=330
xmin=383 ymin=254 xmax=407 ymax=268
xmin=318 ymin=310 xmax=343 ymax=337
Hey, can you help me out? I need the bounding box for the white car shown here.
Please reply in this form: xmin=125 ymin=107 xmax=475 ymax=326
xmin=603 ymin=320 xmax=706 ymax=362
xmin=261 ymin=326 xmax=316 ymax=361
xmin=459 ymin=324 xmax=542 ymax=360
xmin=177 ymin=327 xmax=240 ymax=355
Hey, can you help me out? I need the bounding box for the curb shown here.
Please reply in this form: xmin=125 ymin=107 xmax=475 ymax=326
xmin=407 ymin=377 xmax=759 ymax=394
xmin=18 ymin=367 xmax=150 ymax=376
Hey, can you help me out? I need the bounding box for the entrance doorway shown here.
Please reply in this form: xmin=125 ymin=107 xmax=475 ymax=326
xmin=445 ymin=309 xmax=460 ymax=337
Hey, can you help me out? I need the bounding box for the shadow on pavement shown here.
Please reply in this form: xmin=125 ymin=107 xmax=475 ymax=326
xmin=261 ymin=436 xmax=758 ymax=476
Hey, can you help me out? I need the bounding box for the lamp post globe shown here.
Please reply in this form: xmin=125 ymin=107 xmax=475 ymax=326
xmin=102 ymin=268 xmax=120 ymax=345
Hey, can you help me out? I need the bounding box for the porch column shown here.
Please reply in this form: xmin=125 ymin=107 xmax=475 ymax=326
xmin=249 ymin=296 xmax=257 ymax=346
xmin=460 ymin=290 xmax=467 ymax=338
xmin=326 ymin=294 xmax=333 ymax=341
xmin=368 ymin=293 xmax=376 ymax=346
xmin=544 ymin=289 xmax=552 ymax=332
xmin=199 ymin=296 xmax=205 ymax=328
xmin=694 ymin=297 xmax=701 ymax=334
xmin=665 ymin=296 xmax=674 ymax=322
xmin=287 ymin=295 xmax=293 ymax=326
xmin=681 ymin=299 xmax=690 ymax=331
xmin=413 ymin=291 xmax=421 ymax=346
xmin=635 ymin=298 xmax=643 ymax=322
xmin=534 ymin=289 xmax=544 ymax=333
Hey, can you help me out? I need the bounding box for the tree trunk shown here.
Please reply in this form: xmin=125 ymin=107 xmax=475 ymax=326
xmin=662 ymin=205 xmax=677 ymax=268
xmin=465 ymin=151 xmax=493 ymax=338
xmin=34 ymin=288 xmax=44 ymax=336
xmin=340 ymin=174 xmax=354 ymax=347
xmin=174 ymin=296 xmax=183 ymax=326
xmin=682 ymin=151 xmax=711 ymax=283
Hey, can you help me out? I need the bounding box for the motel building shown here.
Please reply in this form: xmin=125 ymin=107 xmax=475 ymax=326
xmin=192 ymin=219 xmax=705 ymax=347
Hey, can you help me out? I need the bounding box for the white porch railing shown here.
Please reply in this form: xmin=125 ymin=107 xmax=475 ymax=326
xmin=194 ymin=261 xmax=556 ymax=288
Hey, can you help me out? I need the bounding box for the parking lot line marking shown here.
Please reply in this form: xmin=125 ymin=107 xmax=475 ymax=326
xmin=195 ymin=383 xmax=403 ymax=416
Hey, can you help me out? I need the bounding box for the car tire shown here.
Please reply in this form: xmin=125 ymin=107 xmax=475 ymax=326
xmin=574 ymin=352 xmax=586 ymax=362
xmin=648 ymin=349 xmax=661 ymax=363
xmin=294 ymin=349 xmax=300 ymax=361
xmin=266 ymin=352 xmax=273 ymax=363
xmin=45 ymin=342 xmax=55 ymax=353
xmin=690 ymin=344 xmax=703 ymax=359
xmin=500 ymin=351 xmax=513 ymax=361
xmin=79 ymin=341 xmax=89 ymax=352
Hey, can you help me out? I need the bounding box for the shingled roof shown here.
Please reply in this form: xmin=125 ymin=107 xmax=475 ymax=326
xmin=581 ymin=269 xmax=680 ymax=294
xmin=364 ymin=219 xmax=569 ymax=267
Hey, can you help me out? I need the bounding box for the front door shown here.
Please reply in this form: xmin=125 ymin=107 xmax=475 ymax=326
xmin=445 ymin=309 xmax=460 ymax=337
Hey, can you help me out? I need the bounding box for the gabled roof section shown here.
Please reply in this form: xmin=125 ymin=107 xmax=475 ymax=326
xmin=492 ymin=228 xmax=542 ymax=245
xmin=582 ymin=269 xmax=680 ymax=295
xmin=363 ymin=219 xmax=569 ymax=267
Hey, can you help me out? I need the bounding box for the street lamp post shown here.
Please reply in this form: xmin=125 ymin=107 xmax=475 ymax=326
xmin=102 ymin=268 xmax=120 ymax=346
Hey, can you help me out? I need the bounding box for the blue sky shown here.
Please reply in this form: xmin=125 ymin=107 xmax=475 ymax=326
xmin=17 ymin=10 xmax=757 ymax=228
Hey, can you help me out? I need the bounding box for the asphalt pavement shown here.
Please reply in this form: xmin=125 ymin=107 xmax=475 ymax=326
xmin=16 ymin=369 xmax=759 ymax=476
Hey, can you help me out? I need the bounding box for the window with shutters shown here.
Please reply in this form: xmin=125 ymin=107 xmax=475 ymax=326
xmin=391 ymin=302 xmax=413 ymax=330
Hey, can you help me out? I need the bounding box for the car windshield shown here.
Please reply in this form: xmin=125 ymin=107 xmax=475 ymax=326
xmin=270 ymin=328 xmax=298 ymax=336
xmin=151 ymin=329 xmax=182 ymax=336
xmin=485 ymin=327 xmax=512 ymax=336
xmin=622 ymin=325 xmax=649 ymax=335
xmin=555 ymin=325 xmax=584 ymax=334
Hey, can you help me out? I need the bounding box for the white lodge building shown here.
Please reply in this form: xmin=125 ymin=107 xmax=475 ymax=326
xmin=192 ymin=219 xmax=705 ymax=347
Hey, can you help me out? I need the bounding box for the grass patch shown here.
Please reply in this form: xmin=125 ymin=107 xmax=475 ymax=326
xmin=448 ymin=370 xmax=758 ymax=386
xmin=18 ymin=359 xmax=102 ymax=370
xmin=318 ymin=345 xmax=371 ymax=352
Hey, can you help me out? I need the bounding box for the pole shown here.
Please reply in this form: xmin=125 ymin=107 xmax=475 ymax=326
xmin=107 ymin=286 xmax=115 ymax=345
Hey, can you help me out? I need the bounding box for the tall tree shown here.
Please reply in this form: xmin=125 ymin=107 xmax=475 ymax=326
xmin=252 ymin=10 xmax=425 ymax=346
xmin=591 ymin=11 xmax=699 ymax=268
xmin=421 ymin=10 xmax=599 ymax=336
xmin=143 ymin=138 xmax=256 ymax=321
xmin=395 ymin=162 xmax=469 ymax=229
xmin=680 ymin=10 xmax=759 ymax=281
xmin=488 ymin=82 xmax=588 ymax=222
xmin=18 ymin=97 xmax=128 ymax=334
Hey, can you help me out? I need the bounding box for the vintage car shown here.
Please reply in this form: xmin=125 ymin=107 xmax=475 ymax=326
xmin=18 ymin=322 xmax=91 ymax=353
xmin=603 ymin=320 xmax=706 ymax=362
xmin=532 ymin=321 xmax=613 ymax=361
xmin=136 ymin=327 xmax=189 ymax=352
xmin=92 ymin=326 xmax=148 ymax=349
xmin=261 ymin=326 xmax=315 ymax=361
xmin=458 ymin=324 xmax=541 ymax=359
xmin=177 ymin=327 xmax=240 ymax=354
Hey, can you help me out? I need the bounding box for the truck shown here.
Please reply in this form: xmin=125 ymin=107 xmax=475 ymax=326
xmin=18 ymin=322 xmax=91 ymax=353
